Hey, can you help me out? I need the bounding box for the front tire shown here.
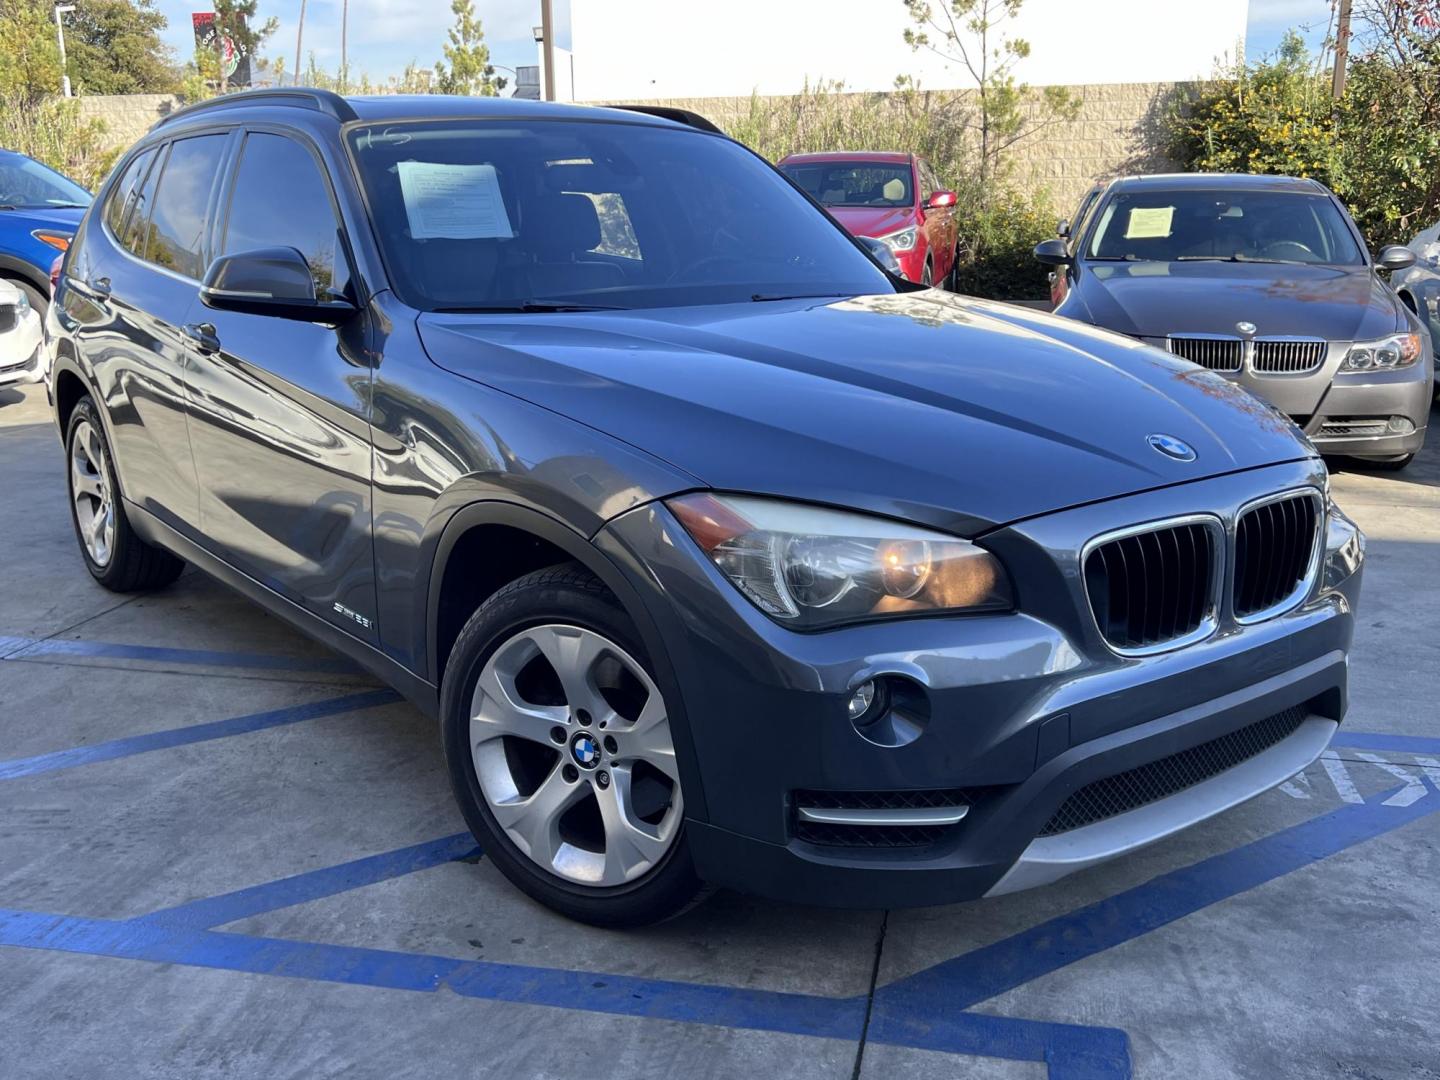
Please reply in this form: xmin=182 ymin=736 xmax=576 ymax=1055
xmin=441 ymin=563 xmax=704 ymax=927
xmin=64 ymin=395 xmax=184 ymax=591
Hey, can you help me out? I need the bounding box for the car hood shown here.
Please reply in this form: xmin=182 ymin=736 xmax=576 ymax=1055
xmin=418 ymin=292 xmax=1314 ymax=535
xmin=1071 ymin=261 xmax=1403 ymax=342
xmin=823 ymin=205 xmax=914 ymax=239
xmin=0 ymin=205 xmax=87 ymax=235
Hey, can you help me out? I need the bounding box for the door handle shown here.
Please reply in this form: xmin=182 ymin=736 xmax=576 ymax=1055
xmin=182 ymin=322 xmax=220 ymax=354
xmin=87 ymin=275 xmax=111 ymax=299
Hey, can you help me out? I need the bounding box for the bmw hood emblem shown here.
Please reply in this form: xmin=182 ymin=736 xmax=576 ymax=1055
xmin=1148 ymin=433 xmax=1197 ymax=462
xmin=571 ymin=733 xmax=601 ymax=768
xmin=1236 ymin=321 xmax=1258 ymax=336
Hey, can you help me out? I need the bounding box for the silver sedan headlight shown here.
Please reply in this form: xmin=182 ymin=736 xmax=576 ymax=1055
xmin=1340 ymin=332 xmax=1421 ymax=371
xmin=669 ymin=493 xmax=1013 ymax=629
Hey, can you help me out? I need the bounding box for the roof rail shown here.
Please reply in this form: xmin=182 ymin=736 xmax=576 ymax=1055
xmin=152 ymin=87 xmax=358 ymax=131
xmin=605 ymin=105 xmax=723 ymax=135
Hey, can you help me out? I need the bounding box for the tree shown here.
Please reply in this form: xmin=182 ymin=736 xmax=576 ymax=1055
xmin=65 ymin=0 xmax=179 ymax=94
xmin=0 ymin=0 xmax=62 ymax=108
xmin=899 ymin=0 xmax=1080 ymax=196
xmin=211 ymin=0 xmax=277 ymax=93
xmin=434 ymin=0 xmax=506 ymax=97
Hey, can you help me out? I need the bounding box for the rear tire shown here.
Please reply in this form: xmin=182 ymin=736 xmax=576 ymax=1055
xmin=64 ymin=395 xmax=184 ymax=591
xmin=441 ymin=563 xmax=706 ymax=928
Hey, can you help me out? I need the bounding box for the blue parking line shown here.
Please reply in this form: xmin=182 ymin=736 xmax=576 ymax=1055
xmin=1331 ymin=730 xmax=1440 ymax=754
xmin=870 ymin=778 xmax=1439 ymax=1021
xmin=136 ymin=833 xmax=480 ymax=930
xmin=0 ymin=905 xmax=1124 ymax=1077
xmin=0 ymin=689 xmax=401 ymax=780
xmin=0 ymin=634 xmax=362 ymax=674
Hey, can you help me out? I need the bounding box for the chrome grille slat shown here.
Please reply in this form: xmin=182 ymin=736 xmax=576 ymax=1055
xmin=1168 ymin=335 xmax=1242 ymax=371
xmin=1253 ymin=339 xmax=1325 ymax=373
xmin=1233 ymin=491 xmax=1323 ymax=622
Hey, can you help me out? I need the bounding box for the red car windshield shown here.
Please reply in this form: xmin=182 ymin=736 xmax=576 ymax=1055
xmin=779 ymin=161 xmax=913 ymax=209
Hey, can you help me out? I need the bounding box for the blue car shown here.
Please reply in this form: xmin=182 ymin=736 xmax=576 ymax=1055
xmin=0 ymin=148 xmax=92 ymax=313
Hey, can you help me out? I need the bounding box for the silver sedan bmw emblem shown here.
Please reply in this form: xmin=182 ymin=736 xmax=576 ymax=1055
xmin=1148 ymin=433 xmax=1197 ymax=462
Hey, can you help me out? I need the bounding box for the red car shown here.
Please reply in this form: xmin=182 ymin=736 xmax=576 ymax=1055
xmin=778 ymin=151 xmax=958 ymax=286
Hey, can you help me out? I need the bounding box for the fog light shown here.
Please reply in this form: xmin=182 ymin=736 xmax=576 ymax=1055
xmin=1388 ymin=416 xmax=1415 ymax=435
xmin=847 ymin=681 xmax=876 ymax=720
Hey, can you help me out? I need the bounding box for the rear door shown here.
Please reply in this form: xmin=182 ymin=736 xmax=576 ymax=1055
xmin=69 ymin=132 xmax=231 ymax=532
xmin=182 ymin=128 xmax=378 ymax=642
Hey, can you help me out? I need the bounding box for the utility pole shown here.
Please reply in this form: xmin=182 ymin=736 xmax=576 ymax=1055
xmin=540 ymin=0 xmax=555 ymax=102
xmin=54 ymin=4 xmax=75 ymax=98
xmin=294 ymin=0 xmax=306 ymax=86
xmin=341 ymin=0 xmax=348 ymax=93
xmin=1332 ymin=0 xmax=1352 ymax=99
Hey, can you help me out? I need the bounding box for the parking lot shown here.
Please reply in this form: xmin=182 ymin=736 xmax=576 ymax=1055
xmin=1 ymin=377 xmax=1436 ymax=1080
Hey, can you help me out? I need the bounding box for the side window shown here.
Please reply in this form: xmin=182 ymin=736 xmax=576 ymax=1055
xmin=220 ymin=132 xmax=349 ymax=296
xmin=144 ymin=133 xmax=228 ymax=279
xmin=104 ymin=148 xmax=156 ymax=238
xmin=120 ymin=144 xmax=165 ymax=258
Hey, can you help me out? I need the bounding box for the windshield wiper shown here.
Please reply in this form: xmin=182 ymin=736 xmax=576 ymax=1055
xmin=1087 ymin=254 xmax=1149 ymax=262
xmin=43 ymin=203 xmax=89 ymax=209
xmin=1176 ymin=254 xmax=1308 ymax=265
xmin=433 ymin=300 xmax=627 ymax=313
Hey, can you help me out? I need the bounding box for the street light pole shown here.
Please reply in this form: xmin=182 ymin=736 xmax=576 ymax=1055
xmin=54 ymin=4 xmax=75 ymax=98
xmin=540 ymin=0 xmax=555 ymax=102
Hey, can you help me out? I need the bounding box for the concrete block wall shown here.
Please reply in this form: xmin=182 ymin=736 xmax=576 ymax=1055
xmin=74 ymin=94 xmax=185 ymax=153
xmin=601 ymin=81 xmax=1194 ymax=210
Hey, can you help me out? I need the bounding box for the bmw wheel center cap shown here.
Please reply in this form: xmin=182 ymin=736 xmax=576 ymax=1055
xmin=571 ymin=733 xmax=601 ymax=769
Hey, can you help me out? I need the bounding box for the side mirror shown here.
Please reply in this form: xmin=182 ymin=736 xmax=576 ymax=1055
xmin=858 ymin=235 xmax=902 ymax=277
xmin=1034 ymin=238 xmax=1072 ymax=266
xmin=927 ymin=190 xmax=958 ymax=209
xmin=200 ymin=247 xmax=356 ymax=322
xmin=1376 ymin=245 xmax=1417 ymax=273
xmin=1056 ymin=218 xmax=1071 ymax=238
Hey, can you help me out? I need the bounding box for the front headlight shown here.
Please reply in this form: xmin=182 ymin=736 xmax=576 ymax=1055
xmin=1340 ymin=332 xmax=1421 ymax=371
xmin=12 ymin=289 xmax=30 ymax=314
xmin=668 ymin=493 xmax=1013 ymax=629
xmin=879 ymin=226 xmax=917 ymax=253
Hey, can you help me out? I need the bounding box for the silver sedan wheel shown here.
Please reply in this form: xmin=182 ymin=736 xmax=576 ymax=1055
xmin=70 ymin=419 xmax=114 ymax=568
xmin=469 ymin=624 xmax=683 ymax=887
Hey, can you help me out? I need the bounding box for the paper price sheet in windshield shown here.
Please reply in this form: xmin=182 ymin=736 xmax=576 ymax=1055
xmin=397 ymin=161 xmax=514 ymax=240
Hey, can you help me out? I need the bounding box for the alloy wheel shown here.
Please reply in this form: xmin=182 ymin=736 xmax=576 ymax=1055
xmin=469 ymin=624 xmax=683 ymax=887
xmin=70 ymin=419 xmax=114 ymax=567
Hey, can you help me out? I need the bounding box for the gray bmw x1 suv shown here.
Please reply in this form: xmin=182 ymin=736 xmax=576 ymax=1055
xmin=46 ymin=90 xmax=1365 ymax=926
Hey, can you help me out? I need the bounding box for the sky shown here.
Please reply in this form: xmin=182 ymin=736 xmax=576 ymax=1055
xmin=1245 ymin=0 xmax=1337 ymax=59
xmin=148 ymin=0 xmax=1333 ymax=89
xmin=151 ymin=0 xmax=571 ymax=85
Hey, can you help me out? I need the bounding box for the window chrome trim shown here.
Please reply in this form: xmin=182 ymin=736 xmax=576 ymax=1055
xmin=1080 ymin=513 xmax=1227 ymax=658
xmin=1231 ymin=487 xmax=1326 ymax=625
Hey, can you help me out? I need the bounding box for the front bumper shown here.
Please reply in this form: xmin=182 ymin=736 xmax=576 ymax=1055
xmin=0 ymin=309 xmax=44 ymax=389
xmin=596 ymin=459 xmax=1363 ymax=908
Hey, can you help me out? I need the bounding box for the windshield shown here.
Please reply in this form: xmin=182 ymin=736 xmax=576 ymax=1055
xmin=1086 ymin=190 xmax=1365 ymax=266
xmin=0 ymin=153 xmax=92 ymax=210
xmin=779 ymin=161 xmax=914 ymax=208
xmin=346 ymin=120 xmax=893 ymax=311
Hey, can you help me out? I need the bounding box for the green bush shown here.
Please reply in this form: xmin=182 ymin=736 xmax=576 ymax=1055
xmin=1167 ymin=30 xmax=1440 ymax=250
xmin=950 ymin=186 xmax=1055 ymax=301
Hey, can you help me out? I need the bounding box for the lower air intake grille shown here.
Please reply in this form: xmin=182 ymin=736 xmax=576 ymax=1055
xmin=1084 ymin=519 xmax=1220 ymax=653
xmin=1168 ymin=336 xmax=1242 ymax=371
xmin=1254 ymin=339 xmax=1326 ymax=373
xmin=793 ymin=788 xmax=982 ymax=848
xmin=1234 ymin=491 xmax=1322 ymax=620
xmin=1039 ymin=705 xmax=1310 ymax=836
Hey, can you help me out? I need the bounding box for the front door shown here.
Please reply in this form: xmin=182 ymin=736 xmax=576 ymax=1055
xmin=182 ymin=129 xmax=378 ymax=642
